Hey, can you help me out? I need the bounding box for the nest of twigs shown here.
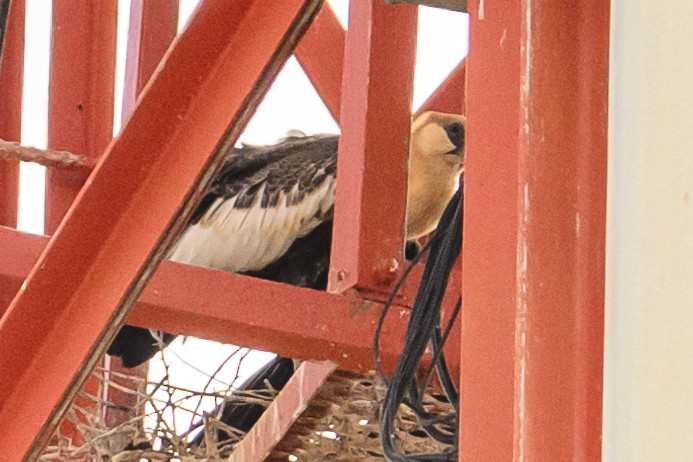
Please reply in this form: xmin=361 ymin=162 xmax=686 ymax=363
xmin=41 ymin=344 xmax=278 ymax=461
xmin=42 ymin=341 xmax=454 ymax=461
xmin=268 ymin=370 xmax=455 ymax=461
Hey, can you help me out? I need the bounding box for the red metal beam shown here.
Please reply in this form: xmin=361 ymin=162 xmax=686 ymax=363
xmin=294 ymin=3 xmax=344 ymax=123
xmin=104 ymin=0 xmax=180 ymax=431
xmin=0 ymin=0 xmax=24 ymax=228
xmin=0 ymin=225 xmax=457 ymax=376
xmin=418 ymin=58 xmax=466 ymax=116
xmin=460 ymin=2 xmax=521 ymax=460
xmin=44 ymin=2 xmax=118 ymax=446
xmin=461 ymin=1 xmax=608 ymax=460
xmin=45 ymin=1 xmax=118 ymax=233
xmin=295 ymin=4 xmax=466 ymax=125
xmin=121 ymin=0 xmax=179 ymax=121
xmin=0 ymin=227 xmax=45 ymax=312
xmin=227 ymin=361 xmax=336 ymax=462
xmin=514 ymin=1 xmax=608 ymax=460
xmin=0 ymin=0 xmax=322 ymax=458
xmin=328 ymin=0 xmax=417 ymax=295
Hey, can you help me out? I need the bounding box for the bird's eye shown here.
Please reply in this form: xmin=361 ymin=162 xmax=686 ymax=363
xmin=445 ymin=122 xmax=465 ymax=150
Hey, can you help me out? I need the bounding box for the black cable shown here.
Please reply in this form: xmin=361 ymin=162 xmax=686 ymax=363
xmin=375 ymin=189 xmax=463 ymax=461
xmin=373 ymin=234 xmax=437 ymax=383
xmin=421 ymin=297 xmax=461 ymax=410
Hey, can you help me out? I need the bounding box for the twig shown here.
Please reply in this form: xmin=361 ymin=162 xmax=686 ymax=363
xmin=0 ymin=138 xmax=90 ymax=168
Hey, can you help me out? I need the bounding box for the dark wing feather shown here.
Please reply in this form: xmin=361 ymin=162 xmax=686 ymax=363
xmin=191 ymin=134 xmax=338 ymax=222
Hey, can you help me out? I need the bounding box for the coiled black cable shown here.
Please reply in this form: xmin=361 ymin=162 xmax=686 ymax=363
xmin=374 ymin=189 xmax=463 ymax=461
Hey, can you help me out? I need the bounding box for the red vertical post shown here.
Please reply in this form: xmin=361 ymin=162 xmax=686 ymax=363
xmin=0 ymin=0 xmax=25 ymax=228
xmin=460 ymin=2 xmax=521 ymax=460
xmin=461 ymin=0 xmax=608 ymax=460
xmin=121 ymin=0 xmax=179 ymax=120
xmin=328 ymin=0 xmax=417 ymax=295
xmin=44 ymin=0 xmax=117 ymax=449
xmin=45 ymin=0 xmax=117 ymax=233
xmin=514 ymin=1 xmax=608 ymax=460
xmin=104 ymin=0 xmax=179 ymax=430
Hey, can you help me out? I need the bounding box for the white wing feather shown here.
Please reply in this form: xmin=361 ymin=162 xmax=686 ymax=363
xmin=168 ymin=176 xmax=335 ymax=272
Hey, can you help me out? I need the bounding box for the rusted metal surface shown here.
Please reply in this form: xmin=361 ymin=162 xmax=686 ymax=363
xmin=294 ymin=3 xmax=344 ymax=123
xmin=0 ymin=225 xmax=454 ymax=376
xmin=227 ymin=361 xmax=337 ymax=462
xmin=328 ymin=0 xmax=417 ymax=295
xmin=514 ymin=1 xmax=608 ymax=460
xmin=45 ymin=0 xmax=118 ymax=233
xmin=0 ymin=0 xmax=322 ymax=458
xmin=459 ymin=2 xmax=521 ymax=460
xmin=121 ymin=0 xmax=179 ymax=121
xmin=0 ymin=0 xmax=24 ymax=228
xmin=461 ymin=0 xmax=608 ymax=460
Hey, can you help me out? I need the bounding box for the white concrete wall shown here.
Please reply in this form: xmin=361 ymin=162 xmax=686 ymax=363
xmin=605 ymin=2 xmax=693 ymax=460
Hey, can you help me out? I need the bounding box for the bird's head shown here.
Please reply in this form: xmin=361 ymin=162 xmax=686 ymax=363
xmin=405 ymin=111 xmax=465 ymax=239
xmin=410 ymin=111 xmax=466 ymax=174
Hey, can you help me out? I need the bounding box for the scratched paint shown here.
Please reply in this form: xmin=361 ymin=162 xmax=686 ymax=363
xmin=515 ymin=182 xmax=530 ymax=462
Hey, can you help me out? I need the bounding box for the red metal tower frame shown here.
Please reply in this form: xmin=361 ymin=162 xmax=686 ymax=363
xmin=0 ymin=0 xmax=608 ymax=460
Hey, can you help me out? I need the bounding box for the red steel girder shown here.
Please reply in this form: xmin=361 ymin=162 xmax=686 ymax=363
xmin=0 ymin=0 xmax=322 ymax=458
xmin=296 ymin=4 xmax=467 ymax=124
xmin=0 ymin=225 xmax=456 ymax=376
xmin=513 ymin=1 xmax=608 ymax=459
xmin=0 ymin=227 xmax=44 ymax=313
xmin=418 ymin=58 xmax=466 ymax=116
xmin=329 ymin=0 xmax=417 ymax=294
xmin=461 ymin=0 xmax=608 ymax=460
xmin=45 ymin=0 xmax=118 ymax=233
xmin=0 ymin=0 xmax=24 ymax=228
xmin=294 ymin=3 xmax=344 ymax=123
xmin=459 ymin=2 xmax=520 ymax=459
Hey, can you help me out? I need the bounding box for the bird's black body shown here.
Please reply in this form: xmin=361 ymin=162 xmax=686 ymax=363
xmin=188 ymin=356 xmax=296 ymax=448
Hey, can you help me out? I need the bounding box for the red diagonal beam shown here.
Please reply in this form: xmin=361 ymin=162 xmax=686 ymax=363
xmin=0 ymin=225 xmax=459 ymax=377
xmin=227 ymin=361 xmax=337 ymax=462
xmin=0 ymin=0 xmax=321 ymax=458
xmin=0 ymin=0 xmax=25 ymax=228
xmin=296 ymin=5 xmax=466 ymax=125
xmin=0 ymin=227 xmax=45 ymax=312
xmin=328 ymin=0 xmax=417 ymax=294
xmin=45 ymin=0 xmax=118 ymax=233
xmin=294 ymin=3 xmax=344 ymax=122
xmin=418 ymin=58 xmax=466 ymax=116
